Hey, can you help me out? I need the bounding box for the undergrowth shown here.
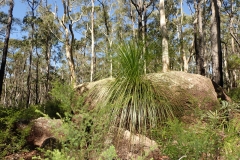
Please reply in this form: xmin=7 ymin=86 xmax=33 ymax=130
xmin=0 ymin=106 xmax=42 ymax=158
xmin=1 ymin=78 xmax=240 ymax=160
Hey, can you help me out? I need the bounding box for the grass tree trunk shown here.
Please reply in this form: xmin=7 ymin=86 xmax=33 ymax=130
xmin=159 ymin=0 xmax=169 ymax=72
xmin=0 ymin=0 xmax=14 ymax=100
xmin=211 ymin=0 xmax=223 ymax=87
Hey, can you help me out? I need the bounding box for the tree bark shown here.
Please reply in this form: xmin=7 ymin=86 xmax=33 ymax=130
xmin=45 ymin=38 xmax=51 ymax=99
xmin=222 ymin=43 xmax=230 ymax=90
xmin=90 ymin=0 xmax=96 ymax=82
xmin=211 ymin=0 xmax=223 ymax=87
xmin=60 ymin=0 xmax=77 ymax=86
xmin=194 ymin=0 xmax=205 ymax=75
xmin=65 ymin=40 xmax=76 ymax=85
xmin=159 ymin=0 xmax=169 ymax=72
xmin=130 ymin=2 xmax=136 ymax=38
xmin=0 ymin=0 xmax=14 ymax=100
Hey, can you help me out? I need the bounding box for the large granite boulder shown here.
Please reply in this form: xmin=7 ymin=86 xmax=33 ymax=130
xmin=26 ymin=117 xmax=63 ymax=147
xmin=107 ymin=129 xmax=168 ymax=160
xmin=76 ymin=71 xmax=227 ymax=122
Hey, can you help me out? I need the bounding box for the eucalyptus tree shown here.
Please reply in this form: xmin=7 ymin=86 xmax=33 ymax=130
xmin=130 ymin=0 xmax=155 ymax=73
xmin=38 ymin=1 xmax=60 ymax=99
xmin=130 ymin=0 xmax=154 ymax=39
xmin=50 ymin=0 xmax=83 ymax=86
xmin=0 ymin=0 xmax=14 ymax=100
xmin=0 ymin=11 xmax=9 ymax=38
xmin=2 ymin=38 xmax=29 ymax=106
xmin=193 ymin=0 xmax=205 ymax=75
xmin=159 ymin=0 xmax=169 ymax=72
xmin=222 ymin=0 xmax=240 ymax=89
xmin=177 ymin=0 xmax=194 ymax=72
xmin=97 ymin=0 xmax=115 ymax=78
xmin=211 ymin=0 xmax=223 ymax=87
xmin=90 ymin=0 xmax=95 ymax=82
xmin=22 ymin=0 xmax=41 ymax=107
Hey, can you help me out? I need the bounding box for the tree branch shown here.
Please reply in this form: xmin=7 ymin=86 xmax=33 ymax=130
xmin=230 ymin=32 xmax=240 ymax=47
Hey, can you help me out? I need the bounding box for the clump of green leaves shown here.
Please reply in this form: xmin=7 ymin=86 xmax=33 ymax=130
xmin=99 ymin=145 xmax=119 ymax=160
xmin=41 ymin=149 xmax=75 ymax=160
xmin=41 ymin=80 xmax=84 ymax=118
xmin=222 ymin=117 xmax=240 ymax=159
xmin=218 ymin=101 xmax=240 ymax=159
xmin=37 ymin=81 xmax=112 ymax=159
xmin=0 ymin=106 xmax=42 ymax=158
xmin=39 ymin=111 xmax=112 ymax=160
xmin=151 ymin=101 xmax=240 ymax=160
xmin=229 ymin=87 xmax=240 ymax=102
xmin=48 ymin=80 xmax=75 ymax=117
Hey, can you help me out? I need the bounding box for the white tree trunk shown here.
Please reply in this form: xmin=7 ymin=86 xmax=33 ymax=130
xmin=130 ymin=3 xmax=136 ymax=38
xmin=90 ymin=0 xmax=95 ymax=82
xmin=65 ymin=41 xmax=76 ymax=85
xmin=159 ymin=0 xmax=169 ymax=72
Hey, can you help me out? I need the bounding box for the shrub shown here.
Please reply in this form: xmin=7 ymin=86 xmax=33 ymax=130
xmin=99 ymin=145 xmax=118 ymax=160
xmin=152 ymin=118 xmax=221 ymax=159
xmin=41 ymin=80 xmax=84 ymax=118
xmin=48 ymin=80 xmax=75 ymax=117
xmin=0 ymin=106 xmax=42 ymax=158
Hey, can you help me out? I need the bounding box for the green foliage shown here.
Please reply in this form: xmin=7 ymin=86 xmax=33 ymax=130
xmin=43 ymin=149 xmax=76 ymax=160
xmin=35 ymin=81 xmax=112 ymax=159
xmin=49 ymin=81 xmax=74 ymax=116
xmin=228 ymin=54 xmax=240 ymax=70
xmin=40 ymin=100 xmax=63 ymax=118
xmin=0 ymin=106 xmax=42 ymax=158
xmin=151 ymin=101 xmax=240 ymax=160
xmin=229 ymin=87 xmax=240 ymax=102
xmin=40 ymin=110 xmax=112 ymax=160
xmin=222 ymin=117 xmax=240 ymax=159
xmin=152 ymin=118 xmax=221 ymax=159
xmin=99 ymin=145 xmax=119 ymax=160
xmin=218 ymin=101 xmax=240 ymax=159
xmin=43 ymin=80 xmax=84 ymax=118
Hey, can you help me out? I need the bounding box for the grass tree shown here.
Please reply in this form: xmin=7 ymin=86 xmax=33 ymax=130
xmin=86 ymin=41 xmax=178 ymax=135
